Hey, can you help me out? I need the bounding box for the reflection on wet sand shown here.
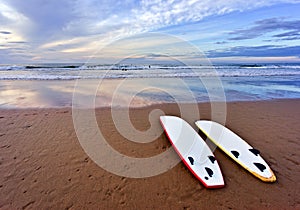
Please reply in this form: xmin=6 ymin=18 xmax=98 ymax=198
xmin=0 ymin=79 xmax=204 ymax=108
xmin=0 ymin=80 xmax=74 ymax=108
xmin=0 ymin=76 xmax=299 ymax=108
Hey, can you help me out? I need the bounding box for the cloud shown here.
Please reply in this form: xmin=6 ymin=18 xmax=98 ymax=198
xmin=7 ymin=41 xmax=27 ymax=44
xmin=2 ymin=0 xmax=74 ymax=40
xmin=229 ymin=17 xmax=300 ymax=40
xmin=4 ymin=0 xmax=299 ymax=42
xmin=0 ymin=1 xmax=31 ymax=34
xmin=272 ymin=30 xmax=300 ymax=40
xmin=0 ymin=48 xmax=34 ymax=63
xmin=1 ymin=0 xmax=300 ymax=62
xmin=0 ymin=31 xmax=11 ymax=34
xmin=215 ymin=41 xmax=228 ymax=45
xmin=130 ymin=0 xmax=300 ymax=36
xmin=206 ymin=45 xmax=300 ymax=58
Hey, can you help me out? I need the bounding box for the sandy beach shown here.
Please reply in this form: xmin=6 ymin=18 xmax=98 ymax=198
xmin=0 ymin=99 xmax=299 ymax=209
xmin=1 ymin=0 xmax=300 ymax=209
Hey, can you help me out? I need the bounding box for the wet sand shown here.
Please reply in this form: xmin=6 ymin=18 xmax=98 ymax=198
xmin=0 ymin=99 xmax=299 ymax=209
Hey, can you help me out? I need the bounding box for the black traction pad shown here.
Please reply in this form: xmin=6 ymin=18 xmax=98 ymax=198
xmin=188 ymin=156 xmax=194 ymax=165
xmin=231 ymin=150 xmax=240 ymax=158
xmin=205 ymin=167 xmax=214 ymax=177
xmin=208 ymin=156 xmax=216 ymax=164
xmin=249 ymin=148 xmax=260 ymax=156
xmin=254 ymin=162 xmax=266 ymax=172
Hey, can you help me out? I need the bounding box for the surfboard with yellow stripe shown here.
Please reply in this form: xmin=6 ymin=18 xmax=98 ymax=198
xmin=195 ymin=120 xmax=276 ymax=182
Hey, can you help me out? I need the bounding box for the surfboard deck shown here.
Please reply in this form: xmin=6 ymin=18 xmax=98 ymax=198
xmin=160 ymin=116 xmax=224 ymax=188
xmin=195 ymin=120 xmax=276 ymax=182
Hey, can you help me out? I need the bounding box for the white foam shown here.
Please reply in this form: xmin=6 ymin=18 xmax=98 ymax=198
xmin=0 ymin=64 xmax=300 ymax=80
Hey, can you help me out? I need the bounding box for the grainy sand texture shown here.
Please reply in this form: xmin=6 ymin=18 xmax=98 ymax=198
xmin=0 ymin=100 xmax=299 ymax=209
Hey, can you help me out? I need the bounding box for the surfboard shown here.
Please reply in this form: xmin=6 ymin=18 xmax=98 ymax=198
xmin=195 ymin=120 xmax=276 ymax=182
xmin=160 ymin=116 xmax=224 ymax=188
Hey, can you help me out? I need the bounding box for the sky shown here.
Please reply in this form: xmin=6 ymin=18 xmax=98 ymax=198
xmin=0 ymin=0 xmax=300 ymax=64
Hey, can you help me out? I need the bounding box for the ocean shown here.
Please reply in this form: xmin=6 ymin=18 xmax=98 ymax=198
xmin=0 ymin=63 xmax=299 ymax=108
xmin=1 ymin=63 xmax=300 ymax=80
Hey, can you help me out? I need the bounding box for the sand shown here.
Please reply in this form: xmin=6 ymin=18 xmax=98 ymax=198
xmin=0 ymin=99 xmax=299 ymax=209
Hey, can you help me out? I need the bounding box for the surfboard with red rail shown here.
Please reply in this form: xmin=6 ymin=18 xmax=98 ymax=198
xmin=160 ymin=116 xmax=224 ymax=188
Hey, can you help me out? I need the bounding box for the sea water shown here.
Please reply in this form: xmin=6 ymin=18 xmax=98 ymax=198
xmin=0 ymin=63 xmax=299 ymax=108
xmin=1 ymin=63 xmax=300 ymax=80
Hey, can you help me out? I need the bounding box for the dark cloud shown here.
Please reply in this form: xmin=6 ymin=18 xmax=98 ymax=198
xmin=272 ymin=30 xmax=300 ymax=40
xmin=8 ymin=41 xmax=27 ymax=44
xmin=144 ymin=53 xmax=169 ymax=58
xmin=215 ymin=41 xmax=228 ymax=45
xmin=229 ymin=18 xmax=300 ymax=41
xmin=8 ymin=47 xmax=27 ymax=51
xmin=206 ymin=45 xmax=300 ymax=58
xmin=0 ymin=31 xmax=11 ymax=34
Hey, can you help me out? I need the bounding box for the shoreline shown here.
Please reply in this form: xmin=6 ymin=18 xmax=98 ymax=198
xmin=0 ymin=97 xmax=299 ymax=110
xmin=0 ymin=99 xmax=299 ymax=209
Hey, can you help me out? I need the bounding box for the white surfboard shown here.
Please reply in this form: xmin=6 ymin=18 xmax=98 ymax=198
xmin=195 ymin=120 xmax=276 ymax=182
xmin=160 ymin=116 xmax=224 ymax=188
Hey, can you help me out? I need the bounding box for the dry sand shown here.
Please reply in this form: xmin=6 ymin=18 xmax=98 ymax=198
xmin=0 ymin=99 xmax=299 ymax=209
